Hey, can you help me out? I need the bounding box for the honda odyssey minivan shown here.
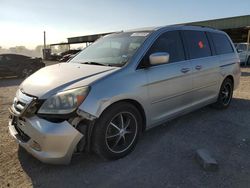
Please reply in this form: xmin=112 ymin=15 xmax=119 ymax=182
xmin=8 ymin=25 xmax=240 ymax=164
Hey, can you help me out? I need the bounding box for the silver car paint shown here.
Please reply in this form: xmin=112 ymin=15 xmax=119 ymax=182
xmin=9 ymin=25 xmax=241 ymax=164
xmin=9 ymin=115 xmax=82 ymax=164
xmin=80 ymin=26 xmax=240 ymax=128
xmin=20 ymin=63 xmax=119 ymax=99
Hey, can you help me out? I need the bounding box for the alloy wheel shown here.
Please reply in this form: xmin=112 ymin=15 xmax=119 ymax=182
xmin=105 ymin=112 xmax=137 ymax=154
xmin=220 ymin=83 xmax=232 ymax=106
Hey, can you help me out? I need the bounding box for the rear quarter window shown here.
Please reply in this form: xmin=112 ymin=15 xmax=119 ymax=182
xmin=210 ymin=32 xmax=234 ymax=55
xmin=183 ymin=30 xmax=212 ymax=59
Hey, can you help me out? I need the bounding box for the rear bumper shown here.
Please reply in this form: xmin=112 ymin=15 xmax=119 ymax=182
xmin=8 ymin=115 xmax=83 ymax=164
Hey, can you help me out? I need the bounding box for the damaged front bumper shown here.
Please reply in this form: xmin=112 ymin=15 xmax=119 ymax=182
xmin=8 ymin=114 xmax=83 ymax=164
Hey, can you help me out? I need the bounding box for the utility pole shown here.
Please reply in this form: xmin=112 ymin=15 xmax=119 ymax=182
xmin=43 ymin=31 xmax=46 ymax=59
xmin=43 ymin=31 xmax=46 ymax=49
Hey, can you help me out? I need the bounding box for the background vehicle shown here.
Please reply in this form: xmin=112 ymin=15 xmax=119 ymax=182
xmin=8 ymin=26 xmax=240 ymax=164
xmin=59 ymin=49 xmax=81 ymax=62
xmin=235 ymin=43 xmax=250 ymax=65
xmin=47 ymin=53 xmax=61 ymax=61
xmin=0 ymin=54 xmax=45 ymax=78
xmin=47 ymin=50 xmax=82 ymax=62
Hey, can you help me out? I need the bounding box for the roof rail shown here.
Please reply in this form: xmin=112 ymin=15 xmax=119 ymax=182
xmin=183 ymin=24 xmax=218 ymax=30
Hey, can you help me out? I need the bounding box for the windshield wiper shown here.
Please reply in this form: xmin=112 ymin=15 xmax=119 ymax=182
xmin=80 ymin=61 xmax=125 ymax=67
xmin=81 ymin=62 xmax=107 ymax=66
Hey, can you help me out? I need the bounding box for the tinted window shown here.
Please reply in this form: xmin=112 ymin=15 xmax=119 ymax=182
xmin=0 ymin=56 xmax=8 ymax=63
xmin=183 ymin=30 xmax=211 ymax=59
xmin=147 ymin=31 xmax=185 ymax=63
xmin=211 ymin=33 xmax=234 ymax=55
xmin=5 ymin=56 xmax=11 ymax=61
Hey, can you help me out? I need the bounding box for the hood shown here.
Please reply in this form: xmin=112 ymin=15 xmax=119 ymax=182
xmin=20 ymin=63 xmax=118 ymax=98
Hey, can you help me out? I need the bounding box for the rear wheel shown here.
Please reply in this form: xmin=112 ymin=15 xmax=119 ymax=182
xmin=212 ymin=78 xmax=233 ymax=109
xmin=92 ymin=102 xmax=142 ymax=160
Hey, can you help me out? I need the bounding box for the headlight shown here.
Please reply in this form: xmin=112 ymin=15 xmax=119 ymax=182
xmin=38 ymin=87 xmax=90 ymax=114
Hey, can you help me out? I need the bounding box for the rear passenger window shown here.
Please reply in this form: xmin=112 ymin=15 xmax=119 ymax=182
xmin=147 ymin=31 xmax=185 ymax=63
xmin=210 ymin=33 xmax=234 ymax=55
xmin=183 ymin=30 xmax=211 ymax=59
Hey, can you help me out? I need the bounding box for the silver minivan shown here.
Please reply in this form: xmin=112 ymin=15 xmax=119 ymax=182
xmin=9 ymin=25 xmax=240 ymax=164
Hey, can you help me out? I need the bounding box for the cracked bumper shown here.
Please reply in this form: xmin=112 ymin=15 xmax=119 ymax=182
xmin=8 ymin=115 xmax=83 ymax=164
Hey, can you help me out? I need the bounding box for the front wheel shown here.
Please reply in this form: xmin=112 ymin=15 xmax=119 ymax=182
xmin=92 ymin=102 xmax=142 ymax=160
xmin=212 ymin=78 xmax=233 ymax=109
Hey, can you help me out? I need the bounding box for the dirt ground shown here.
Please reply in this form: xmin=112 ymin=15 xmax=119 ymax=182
xmin=0 ymin=66 xmax=250 ymax=188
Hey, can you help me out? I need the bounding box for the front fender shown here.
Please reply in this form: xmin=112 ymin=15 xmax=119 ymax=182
xmin=78 ymin=69 xmax=150 ymax=125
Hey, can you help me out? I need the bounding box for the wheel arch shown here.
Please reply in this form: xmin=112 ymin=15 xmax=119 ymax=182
xmin=99 ymin=99 xmax=147 ymax=132
xmin=225 ymin=75 xmax=234 ymax=89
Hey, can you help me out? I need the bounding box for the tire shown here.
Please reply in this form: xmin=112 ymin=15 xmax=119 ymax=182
xmin=212 ymin=78 xmax=233 ymax=109
xmin=92 ymin=102 xmax=142 ymax=160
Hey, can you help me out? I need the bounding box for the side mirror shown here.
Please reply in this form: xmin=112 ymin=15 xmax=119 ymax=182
xmin=237 ymin=49 xmax=243 ymax=53
xmin=149 ymin=52 xmax=169 ymax=65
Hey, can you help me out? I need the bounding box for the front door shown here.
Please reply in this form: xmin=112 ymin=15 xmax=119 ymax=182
xmin=140 ymin=31 xmax=193 ymax=127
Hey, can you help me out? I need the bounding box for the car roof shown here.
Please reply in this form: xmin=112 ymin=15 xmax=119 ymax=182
xmin=0 ymin=53 xmax=30 ymax=58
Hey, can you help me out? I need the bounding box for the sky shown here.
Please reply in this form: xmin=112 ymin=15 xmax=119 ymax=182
xmin=0 ymin=0 xmax=250 ymax=49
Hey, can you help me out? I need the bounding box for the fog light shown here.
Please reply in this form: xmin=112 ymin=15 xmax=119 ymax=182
xmin=30 ymin=141 xmax=41 ymax=151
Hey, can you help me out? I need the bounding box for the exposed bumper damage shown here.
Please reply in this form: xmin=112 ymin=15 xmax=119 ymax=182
xmin=8 ymin=88 xmax=98 ymax=164
xmin=9 ymin=102 xmax=98 ymax=164
xmin=9 ymin=114 xmax=84 ymax=164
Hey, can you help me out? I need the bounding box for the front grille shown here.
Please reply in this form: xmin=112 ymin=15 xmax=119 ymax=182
xmin=13 ymin=99 xmax=26 ymax=113
xmin=11 ymin=90 xmax=35 ymax=116
xmin=14 ymin=124 xmax=30 ymax=142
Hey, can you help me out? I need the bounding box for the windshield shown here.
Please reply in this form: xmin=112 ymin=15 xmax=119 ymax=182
xmin=70 ymin=32 xmax=150 ymax=67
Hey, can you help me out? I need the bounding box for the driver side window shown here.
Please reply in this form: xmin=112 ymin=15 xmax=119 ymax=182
xmin=139 ymin=31 xmax=185 ymax=68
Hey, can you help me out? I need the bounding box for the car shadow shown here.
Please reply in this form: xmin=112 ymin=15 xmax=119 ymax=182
xmin=0 ymin=77 xmax=23 ymax=87
xmin=18 ymin=97 xmax=250 ymax=188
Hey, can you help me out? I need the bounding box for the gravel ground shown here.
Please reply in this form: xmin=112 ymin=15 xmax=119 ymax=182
xmin=0 ymin=67 xmax=250 ymax=188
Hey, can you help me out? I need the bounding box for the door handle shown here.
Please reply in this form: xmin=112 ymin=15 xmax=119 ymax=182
xmin=195 ymin=65 xmax=202 ymax=70
xmin=181 ymin=68 xmax=190 ymax=73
